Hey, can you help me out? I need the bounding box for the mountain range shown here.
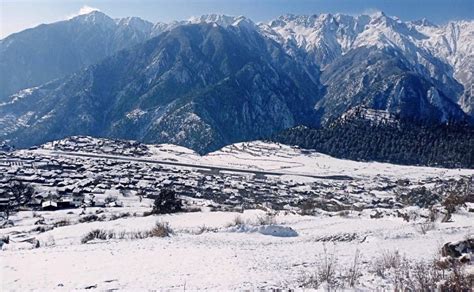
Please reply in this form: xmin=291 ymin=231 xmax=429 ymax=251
xmin=0 ymin=11 xmax=473 ymax=153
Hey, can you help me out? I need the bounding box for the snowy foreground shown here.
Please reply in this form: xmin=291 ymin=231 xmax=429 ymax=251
xmin=2 ymin=208 xmax=473 ymax=290
xmin=1 ymin=138 xmax=473 ymax=290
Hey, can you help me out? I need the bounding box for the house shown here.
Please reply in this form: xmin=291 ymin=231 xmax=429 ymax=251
xmin=57 ymin=196 xmax=76 ymax=209
xmin=41 ymin=200 xmax=58 ymax=211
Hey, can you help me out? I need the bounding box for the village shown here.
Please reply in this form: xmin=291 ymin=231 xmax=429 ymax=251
xmin=1 ymin=136 xmax=470 ymax=217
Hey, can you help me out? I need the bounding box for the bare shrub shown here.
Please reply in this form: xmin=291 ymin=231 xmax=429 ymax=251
xmin=410 ymin=260 xmax=442 ymax=291
xmin=373 ymin=250 xmax=403 ymax=278
xmin=428 ymin=207 xmax=440 ymax=222
xmin=371 ymin=248 xmax=473 ymax=291
xmin=110 ymin=212 xmax=130 ymax=221
xmin=345 ymin=249 xmax=362 ymax=287
xmin=414 ymin=220 xmax=436 ymax=235
xmin=53 ymin=219 xmax=70 ymax=228
xmin=256 ymin=212 xmax=276 ymax=225
xmin=104 ymin=195 xmax=118 ymax=204
xmin=316 ymin=244 xmax=339 ymax=287
xmin=79 ymin=214 xmax=99 ymax=223
xmin=442 ymin=193 xmax=466 ymax=222
xmin=194 ymin=225 xmax=218 ymax=235
xmin=81 ymin=229 xmax=113 ymax=244
xmin=150 ymin=222 xmax=172 ymax=237
xmin=128 ymin=230 xmax=152 ymax=240
xmin=298 ymin=200 xmax=316 ymax=215
xmin=298 ymin=272 xmax=319 ymax=289
xmin=115 ymin=230 xmax=127 ymax=240
xmin=337 ymin=210 xmax=351 ymax=217
xmin=226 ymin=215 xmax=245 ymax=227
xmin=299 ymin=244 xmax=341 ymax=289
xmin=435 ymin=257 xmax=473 ymax=291
xmin=81 ymin=222 xmax=172 ymax=244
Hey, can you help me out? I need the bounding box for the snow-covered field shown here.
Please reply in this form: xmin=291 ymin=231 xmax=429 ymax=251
xmin=2 ymin=138 xmax=473 ymax=290
xmin=42 ymin=137 xmax=474 ymax=180
xmin=2 ymin=207 xmax=473 ymax=290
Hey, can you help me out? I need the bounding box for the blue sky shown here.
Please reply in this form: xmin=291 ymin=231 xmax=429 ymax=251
xmin=1 ymin=0 xmax=473 ymax=38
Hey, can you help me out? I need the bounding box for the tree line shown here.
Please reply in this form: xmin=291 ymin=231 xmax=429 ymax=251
xmin=271 ymin=119 xmax=474 ymax=169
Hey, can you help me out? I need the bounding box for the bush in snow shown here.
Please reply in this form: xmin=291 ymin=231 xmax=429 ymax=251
xmin=226 ymin=215 xmax=245 ymax=227
xmin=256 ymin=212 xmax=277 ymax=225
xmin=151 ymin=189 xmax=182 ymax=214
xmin=110 ymin=212 xmax=130 ymax=221
xmin=371 ymin=247 xmax=473 ymax=291
xmin=297 ymin=199 xmax=317 ymax=215
xmin=149 ymin=222 xmax=172 ymax=237
xmin=81 ymin=229 xmax=113 ymax=244
xmin=345 ymin=248 xmax=363 ymax=287
xmin=442 ymin=192 xmax=466 ymax=222
xmin=398 ymin=186 xmax=440 ymax=208
xmin=53 ymin=219 xmax=71 ymax=228
xmin=79 ymin=214 xmax=99 ymax=223
xmin=299 ymin=243 xmax=342 ymax=289
xmin=81 ymin=222 xmax=173 ymax=244
xmin=414 ymin=219 xmax=436 ymax=235
xmin=104 ymin=195 xmax=118 ymax=204
xmin=317 ymin=244 xmax=340 ymax=287
xmin=194 ymin=225 xmax=218 ymax=235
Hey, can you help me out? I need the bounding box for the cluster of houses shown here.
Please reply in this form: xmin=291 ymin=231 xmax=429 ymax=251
xmin=43 ymin=136 xmax=151 ymax=157
xmin=1 ymin=137 xmax=465 ymax=214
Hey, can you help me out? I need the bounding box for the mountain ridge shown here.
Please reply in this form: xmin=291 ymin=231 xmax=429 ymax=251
xmin=0 ymin=11 xmax=472 ymax=154
xmin=0 ymin=23 xmax=323 ymax=153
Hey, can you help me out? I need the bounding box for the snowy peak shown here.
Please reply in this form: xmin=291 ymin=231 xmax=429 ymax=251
xmin=270 ymin=14 xmax=318 ymax=27
xmin=411 ymin=18 xmax=437 ymax=28
xmin=72 ymin=12 xmax=159 ymax=35
xmin=261 ymin=12 xmax=472 ymax=55
xmin=260 ymin=12 xmax=474 ymax=114
xmin=71 ymin=10 xmax=116 ymax=27
xmin=188 ymin=14 xmax=256 ymax=29
xmin=116 ymin=16 xmax=154 ymax=31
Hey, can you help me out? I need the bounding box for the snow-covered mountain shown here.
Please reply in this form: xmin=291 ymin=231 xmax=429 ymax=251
xmin=258 ymin=12 xmax=474 ymax=114
xmin=0 ymin=11 xmax=472 ymax=153
xmin=0 ymin=22 xmax=322 ymax=152
xmin=0 ymin=11 xmax=172 ymax=101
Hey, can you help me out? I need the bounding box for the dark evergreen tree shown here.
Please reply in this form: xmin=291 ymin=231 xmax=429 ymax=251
xmin=152 ymin=189 xmax=182 ymax=214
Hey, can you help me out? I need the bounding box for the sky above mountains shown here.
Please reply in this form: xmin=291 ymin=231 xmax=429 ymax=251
xmin=1 ymin=0 xmax=473 ymax=39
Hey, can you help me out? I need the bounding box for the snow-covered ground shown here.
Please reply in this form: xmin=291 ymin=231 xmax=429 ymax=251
xmin=202 ymin=142 xmax=473 ymax=180
xmin=41 ymin=137 xmax=474 ymax=180
xmin=2 ymin=137 xmax=473 ymax=290
xmin=2 ymin=207 xmax=473 ymax=290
